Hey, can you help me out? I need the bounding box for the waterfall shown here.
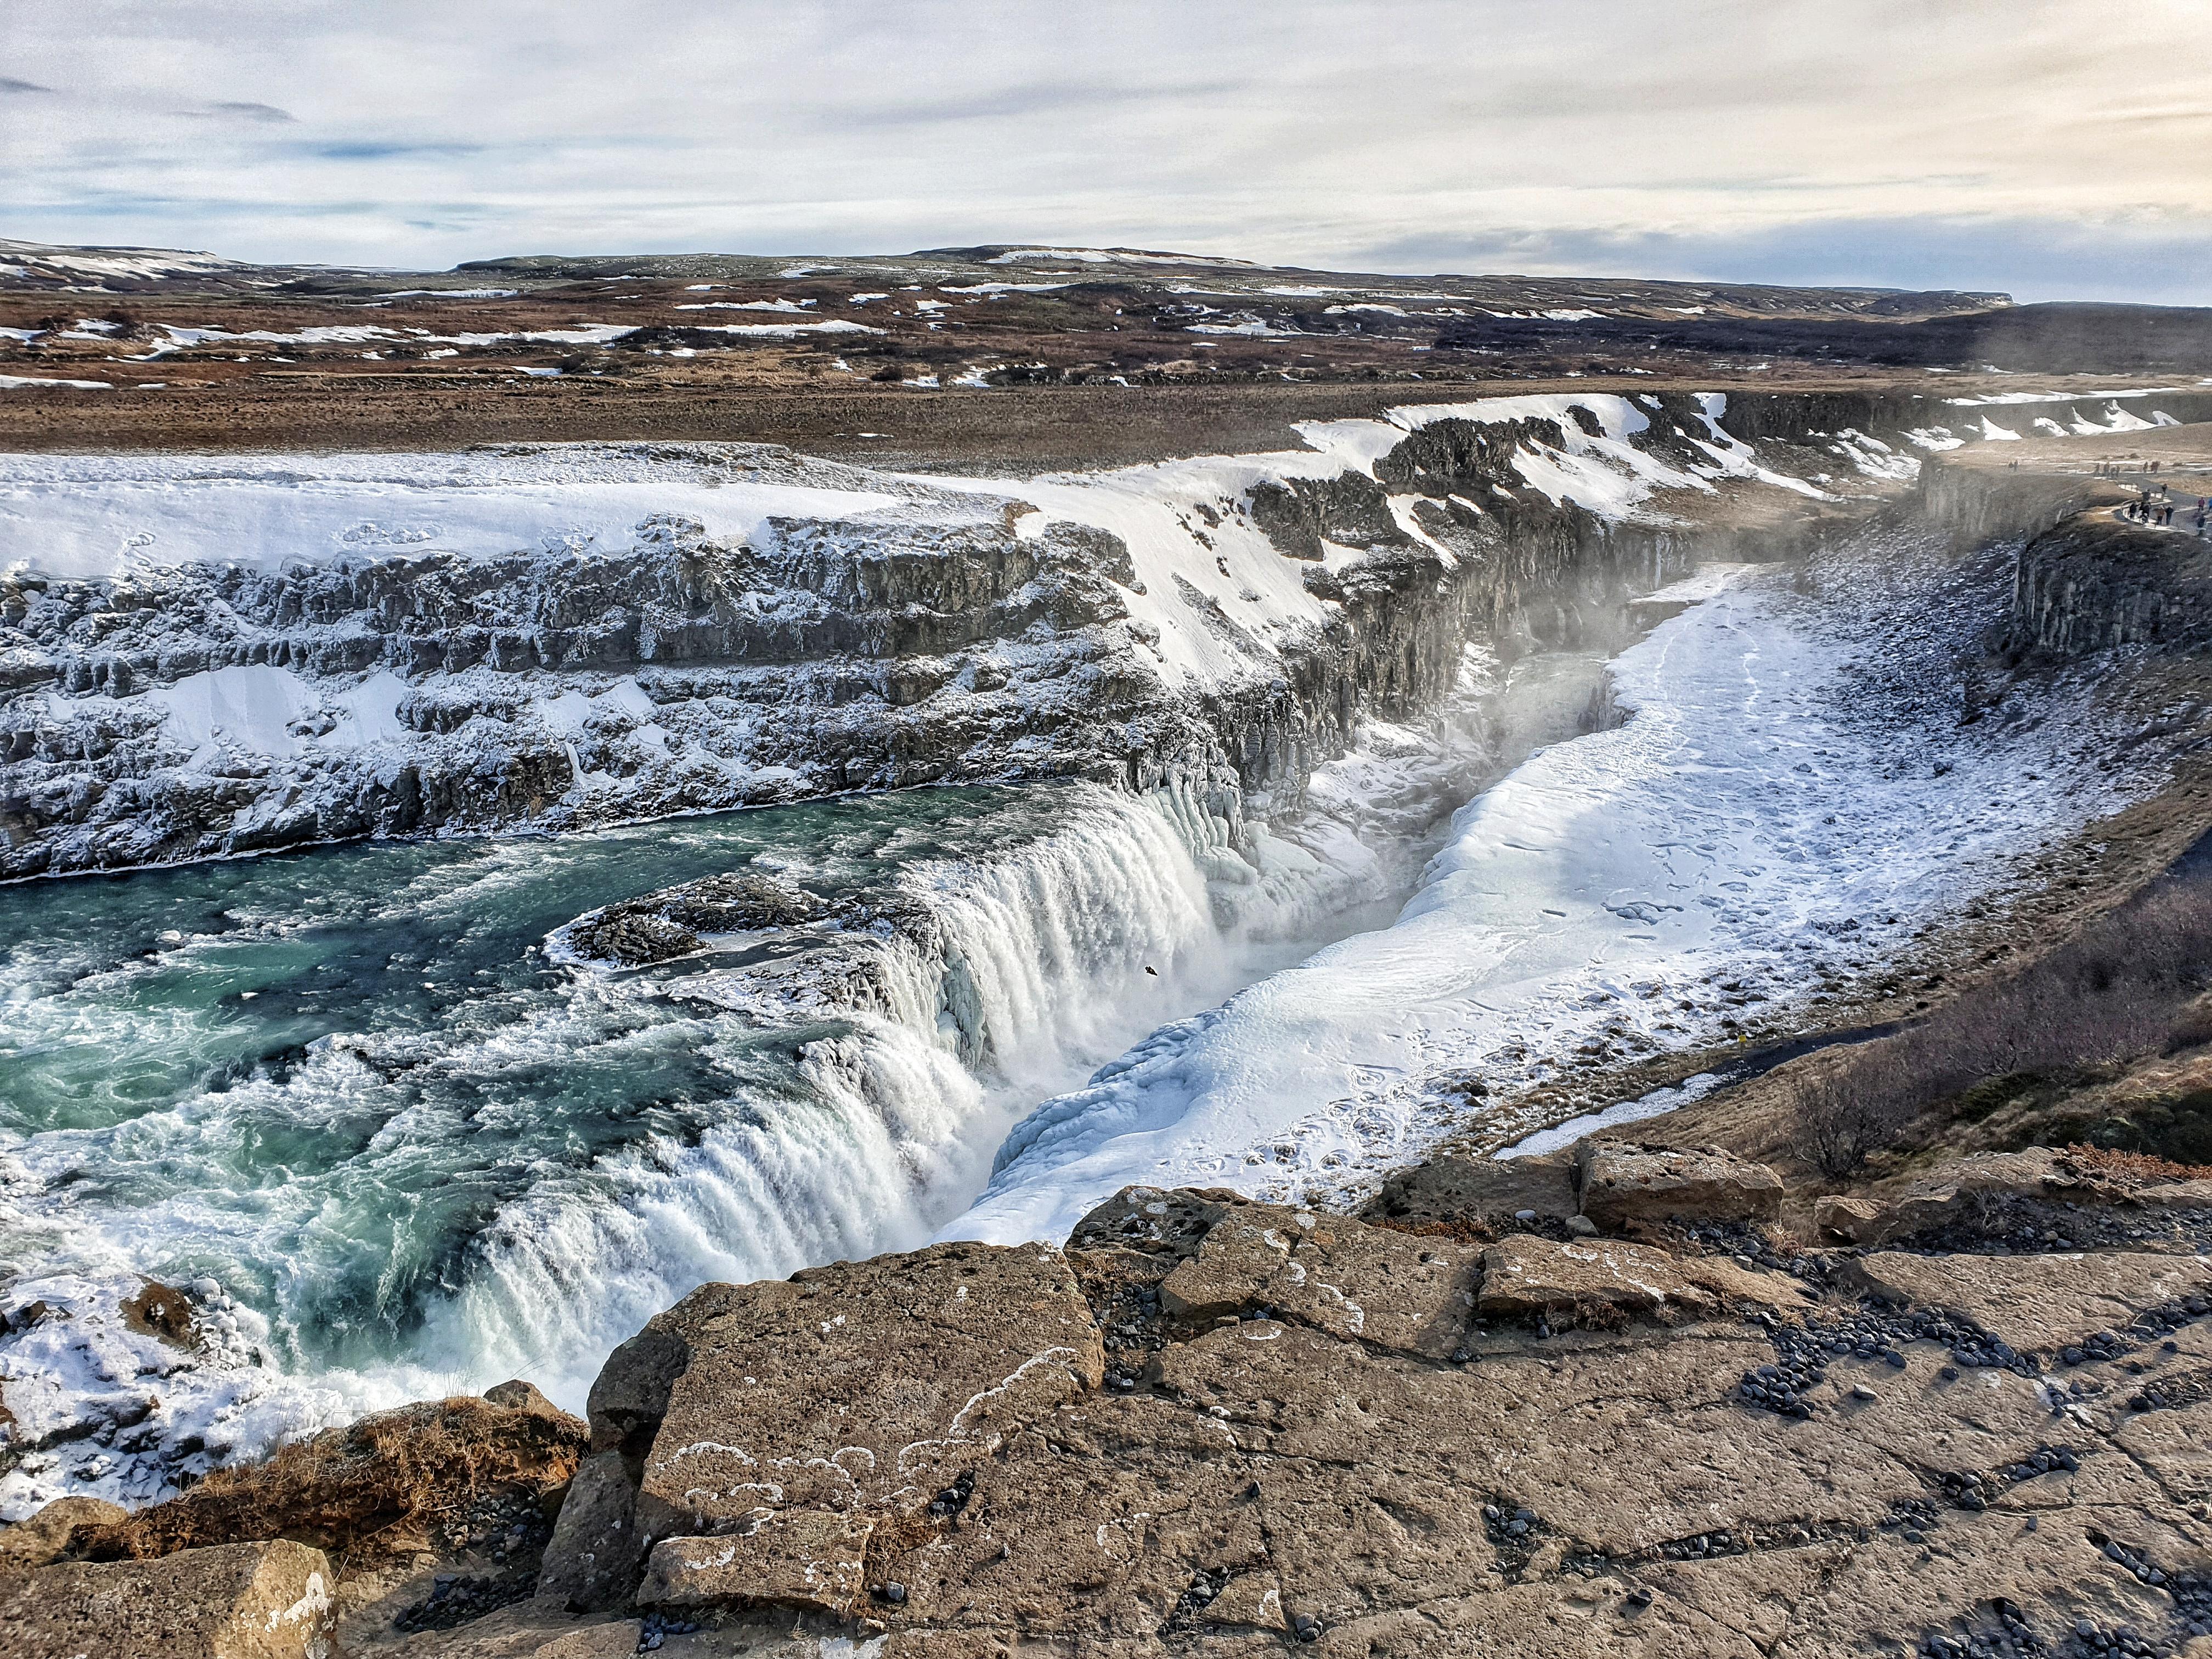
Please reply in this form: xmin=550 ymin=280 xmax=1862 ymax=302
xmin=0 ymin=777 xmax=1381 ymax=1516
xmin=414 ymin=783 xmax=1234 ymax=1404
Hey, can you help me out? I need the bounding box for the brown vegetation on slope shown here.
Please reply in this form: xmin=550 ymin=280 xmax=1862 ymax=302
xmin=1786 ymin=877 xmax=2212 ymax=1176
xmin=84 ymin=1390 xmax=584 ymax=1570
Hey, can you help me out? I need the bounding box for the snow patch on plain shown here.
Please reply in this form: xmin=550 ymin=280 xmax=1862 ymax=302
xmin=0 ymin=448 xmax=908 ymax=579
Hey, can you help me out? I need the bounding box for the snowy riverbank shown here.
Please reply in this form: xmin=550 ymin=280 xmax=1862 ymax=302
xmin=947 ymin=544 xmax=2162 ymax=1245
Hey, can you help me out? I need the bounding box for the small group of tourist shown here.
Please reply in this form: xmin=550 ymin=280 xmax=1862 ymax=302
xmin=2122 ymin=490 xmax=2212 ymax=532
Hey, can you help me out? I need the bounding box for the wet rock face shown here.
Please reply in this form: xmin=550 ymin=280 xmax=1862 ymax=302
xmin=562 ymin=871 xmax=826 ymax=966
xmin=0 ymin=503 xmax=1169 ymax=878
xmin=0 ymin=513 xmax=1130 ymax=686
xmin=119 ymin=1278 xmax=201 ymax=1347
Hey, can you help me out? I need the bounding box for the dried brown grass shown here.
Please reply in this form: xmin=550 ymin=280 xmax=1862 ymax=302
xmin=87 ymin=1395 xmax=584 ymax=1566
xmin=2062 ymin=1143 xmax=2212 ymax=1184
xmin=1789 ymin=878 xmax=2212 ymax=1177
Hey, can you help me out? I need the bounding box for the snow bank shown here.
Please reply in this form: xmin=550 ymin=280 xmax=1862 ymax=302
xmin=946 ymin=563 xmax=2138 ymax=1246
xmin=0 ymin=448 xmax=908 ymax=579
xmin=140 ymin=665 xmax=410 ymax=761
xmin=905 ymin=391 xmax=1840 ymax=692
xmin=1943 ymin=388 xmax=2184 ymax=406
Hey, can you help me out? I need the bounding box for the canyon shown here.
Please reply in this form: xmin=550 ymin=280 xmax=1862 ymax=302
xmin=4 ymin=240 xmax=2212 ymax=1658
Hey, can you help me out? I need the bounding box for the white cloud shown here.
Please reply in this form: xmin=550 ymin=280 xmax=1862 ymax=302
xmin=3 ymin=0 xmax=2208 ymax=301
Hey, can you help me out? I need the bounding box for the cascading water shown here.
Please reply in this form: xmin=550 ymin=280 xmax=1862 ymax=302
xmin=0 ymin=778 xmax=1354 ymax=1517
xmin=414 ymin=786 xmax=1235 ymax=1402
xmin=0 ymin=623 xmax=1621 ymax=1521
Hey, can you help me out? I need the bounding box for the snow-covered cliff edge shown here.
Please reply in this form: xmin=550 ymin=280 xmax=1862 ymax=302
xmin=3 ymin=387 xmax=2176 ymax=879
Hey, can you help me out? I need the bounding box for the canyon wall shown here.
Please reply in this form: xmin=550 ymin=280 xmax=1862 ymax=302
xmin=2 ymin=386 xmax=2186 ymax=879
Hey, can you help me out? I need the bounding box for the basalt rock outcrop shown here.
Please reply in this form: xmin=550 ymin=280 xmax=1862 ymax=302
xmin=0 ymin=387 xmax=1967 ymax=880
xmin=2003 ymin=518 xmax=2212 ymax=658
xmin=560 ymin=871 xmax=827 ymax=966
xmin=21 ymin=1154 xmax=2212 ymax=1657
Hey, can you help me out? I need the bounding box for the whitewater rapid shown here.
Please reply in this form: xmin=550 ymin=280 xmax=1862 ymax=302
xmin=946 ymin=559 xmax=2149 ymax=1245
xmin=0 ymin=741 xmax=1463 ymax=1519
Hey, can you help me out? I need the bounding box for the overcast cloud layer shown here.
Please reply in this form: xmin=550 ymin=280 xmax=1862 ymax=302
xmin=5 ymin=0 xmax=2209 ymax=302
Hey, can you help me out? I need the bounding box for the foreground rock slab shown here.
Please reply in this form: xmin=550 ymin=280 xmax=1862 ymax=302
xmin=0 ymin=1538 xmax=336 ymax=1658
xmin=375 ymin=1601 xmax=641 ymax=1657
xmin=1578 ymin=1142 xmax=1785 ymax=1231
xmin=32 ymin=1172 xmax=2212 ymax=1657
xmin=1476 ymin=1233 xmax=1807 ymax=1321
xmin=639 ymin=1509 xmax=874 ymax=1614
xmin=1844 ymin=1249 xmax=2212 ymax=1352
xmin=539 ymin=1239 xmax=1105 ymax=1611
xmin=636 ymin=1240 xmax=1103 ymax=1532
xmin=1157 ymin=1200 xmax=1481 ymax=1356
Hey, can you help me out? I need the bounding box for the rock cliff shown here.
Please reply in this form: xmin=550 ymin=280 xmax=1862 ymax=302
xmin=14 ymin=1147 xmax=2212 ymax=1658
xmin=1 ymin=386 xmax=2074 ymax=881
xmin=2004 ymin=519 xmax=2212 ymax=658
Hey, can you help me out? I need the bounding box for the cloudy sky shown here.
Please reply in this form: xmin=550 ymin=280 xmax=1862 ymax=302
xmin=5 ymin=0 xmax=2208 ymax=301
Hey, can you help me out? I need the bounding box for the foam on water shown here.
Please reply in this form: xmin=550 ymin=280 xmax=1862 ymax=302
xmin=410 ymin=788 xmax=1235 ymax=1403
xmin=0 ymin=781 xmax=1334 ymax=1516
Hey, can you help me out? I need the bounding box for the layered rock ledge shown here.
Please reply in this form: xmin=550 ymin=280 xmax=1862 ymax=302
xmin=13 ymin=1143 xmax=2212 ymax=1658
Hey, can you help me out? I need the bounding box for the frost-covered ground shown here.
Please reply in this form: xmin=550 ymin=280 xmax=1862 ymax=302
xmin=0 ymin=445 xmax=907 ymax=580
xmin=946 ymin=538 xmax=2166 ymax=1246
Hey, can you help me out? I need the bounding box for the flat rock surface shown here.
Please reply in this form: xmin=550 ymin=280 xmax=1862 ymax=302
xmin=1579 ymin=1143 xmax=1785 ymax=1229
xmin=379 ymin=1599 xmax=642 ymax=1657
xmin=639 ymin=1510 xmax=873 ymax=1614
xmin=46 ymin=1189 xmax=2212 ymax=1658
xmin=0 ymin=1538 xmax=336 ymax=1658
xmin=1476 ymin=1233 xmax=1808 ymax=1320
xmin=639 ymin=1241 xmax=1103 ymax=1530
xmin=1845 ymin=1249 xmax=2212 ymax=1350
xmin=1158 ymin=1201 xmax=1481 ymax=1356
